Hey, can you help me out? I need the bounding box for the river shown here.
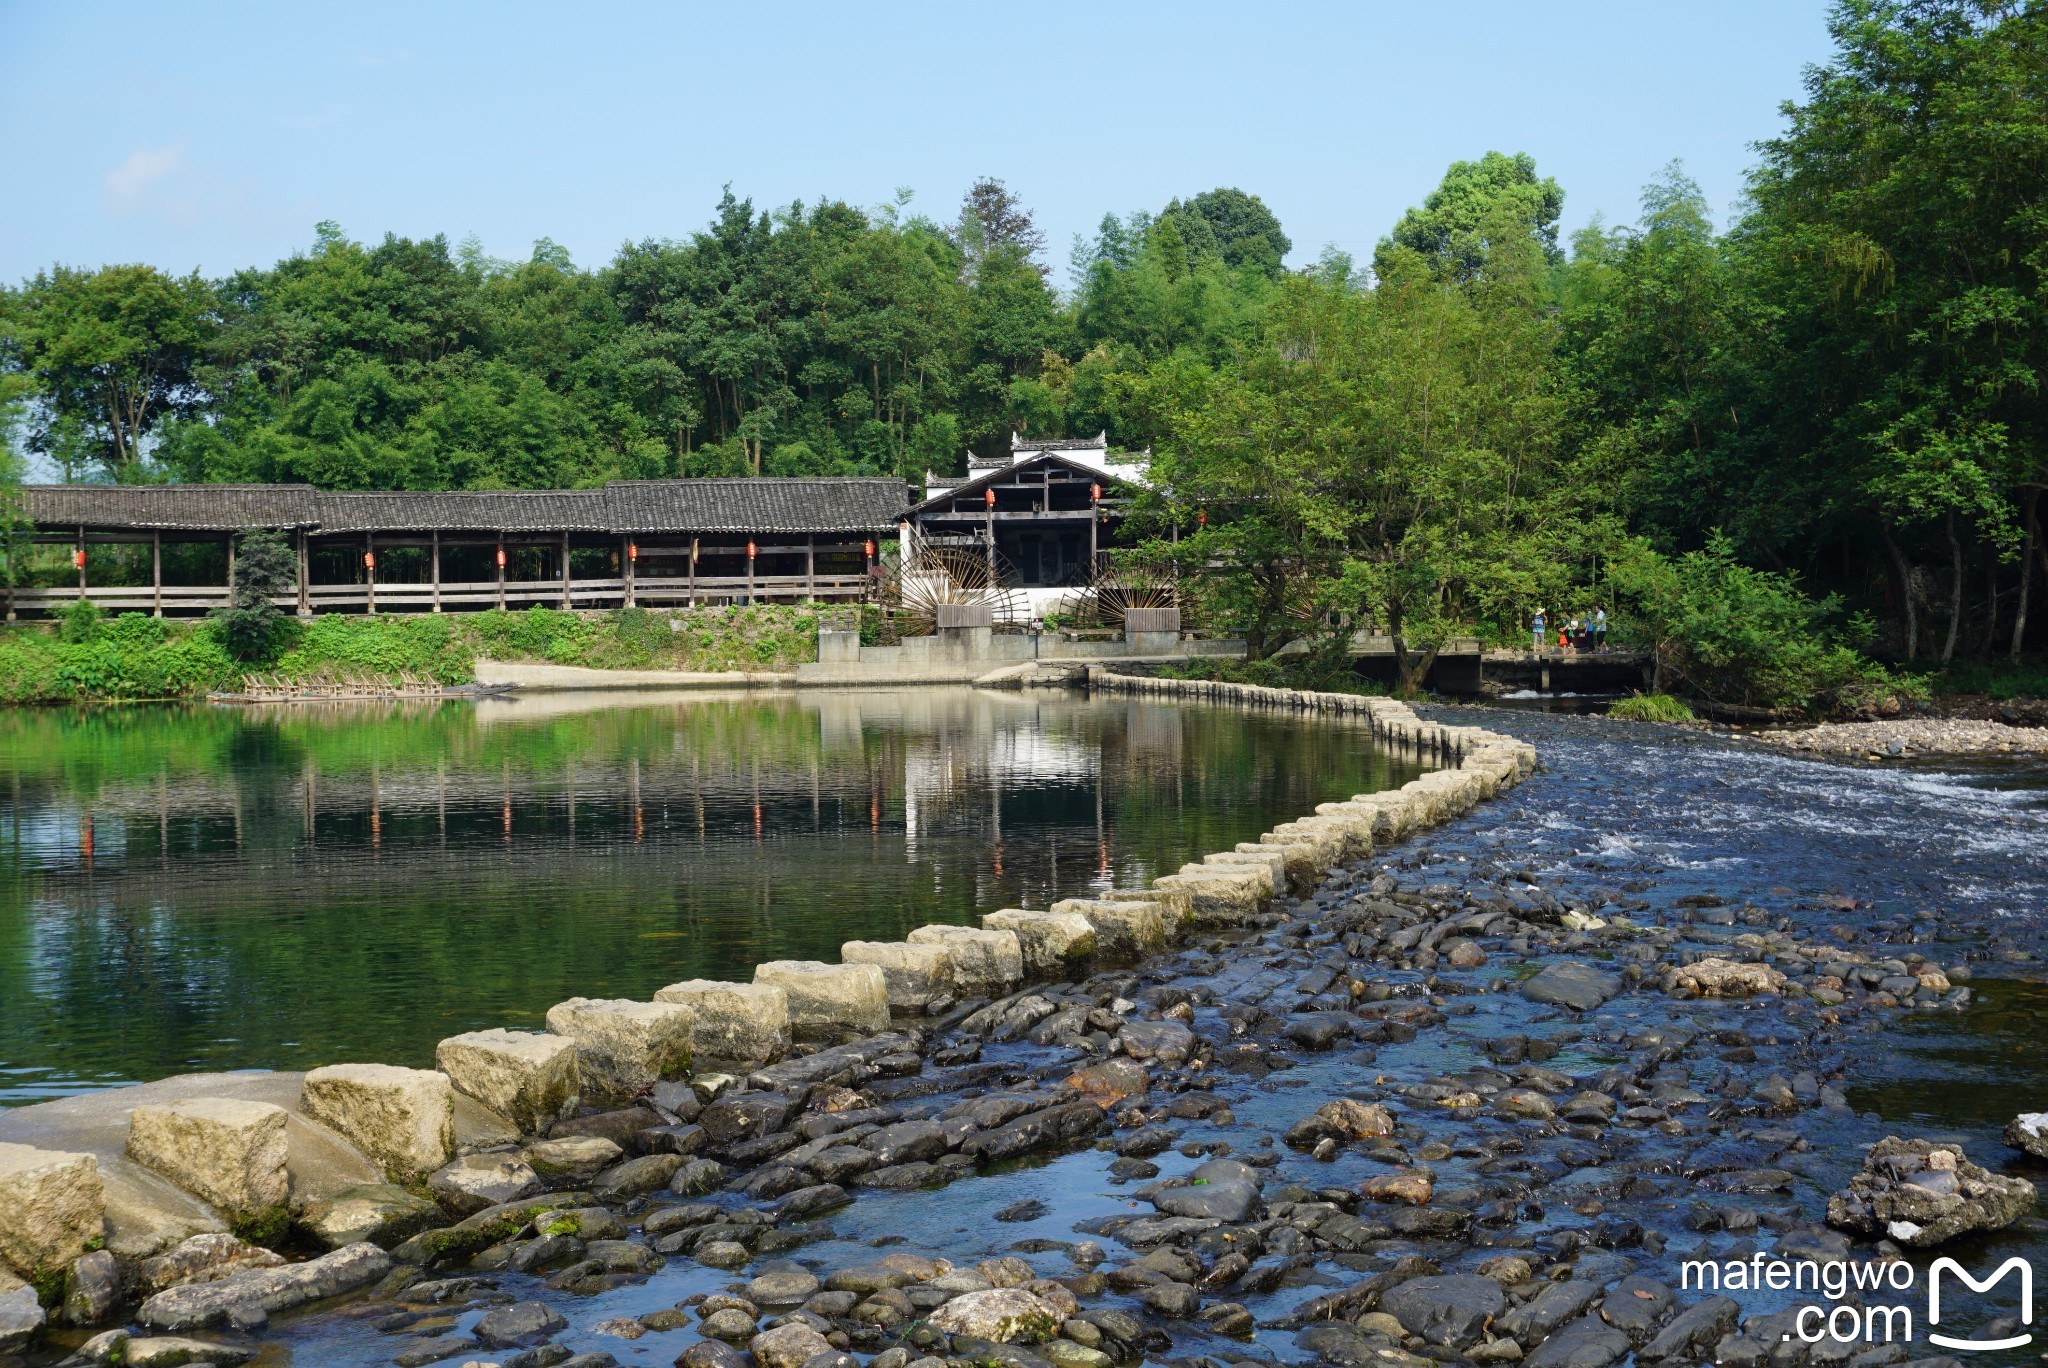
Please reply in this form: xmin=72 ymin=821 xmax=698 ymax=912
xmin=0 ymin=687 xmax=1422 ymax=1105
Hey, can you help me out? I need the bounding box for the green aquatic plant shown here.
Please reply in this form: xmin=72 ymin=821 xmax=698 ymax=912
xmin=1607 ymin=693 xmax=1696 ymax=723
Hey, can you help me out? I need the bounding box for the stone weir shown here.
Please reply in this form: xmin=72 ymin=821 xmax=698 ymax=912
xmin=0 ymin=677 xmax=1534 ymax=1364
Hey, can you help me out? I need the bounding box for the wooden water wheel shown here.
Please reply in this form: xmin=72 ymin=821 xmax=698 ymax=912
xmin=866 ymin=542 xmax=1027 ymax=636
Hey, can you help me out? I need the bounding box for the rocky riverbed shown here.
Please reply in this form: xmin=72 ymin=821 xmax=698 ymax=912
xmin=7 ymin=692 xmax=2047 ymax=1368
xmin=1757 ymin=716 xmax=2048 ymax=760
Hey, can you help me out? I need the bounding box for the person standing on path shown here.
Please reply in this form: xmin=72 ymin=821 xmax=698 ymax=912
xmin=1532 ymin=608 xmax=1546 ymax=652
xmin=1594 ymin=607 xmax=1608 ymax=653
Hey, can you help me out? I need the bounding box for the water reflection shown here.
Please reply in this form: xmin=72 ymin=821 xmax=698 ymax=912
xmin=0 ymin=687 xmax=1421 ymax=1103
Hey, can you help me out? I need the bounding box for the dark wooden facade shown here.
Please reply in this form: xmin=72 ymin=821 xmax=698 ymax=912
xmin=8 ymin=479 xmax=908 ymax=618
xmin=904 ymin=448 xmax=1140 ymax=587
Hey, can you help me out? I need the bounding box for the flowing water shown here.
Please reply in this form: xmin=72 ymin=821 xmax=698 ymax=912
xmin=0 ymin=687 xmax=1424 ymax=1105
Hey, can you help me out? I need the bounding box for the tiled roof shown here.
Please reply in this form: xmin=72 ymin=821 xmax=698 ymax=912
xmin=17 ymin=479 xmax=911 ymax=536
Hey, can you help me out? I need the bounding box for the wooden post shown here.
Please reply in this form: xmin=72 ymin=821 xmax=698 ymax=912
xmin=805 ymin=535 xmax=815 ymax=599
xmin=622 ymin=535 xmax=635 ymax=608
xmin=560 ymin=531 xmax=572 ymax=609
xmin=746 ymin=541 xmax=755 ymax=603
xmin=431 ymin=529 xmax=442 ymax=612
xmin=76 ymin=525 xmax=86 ymax=601
xmin=689 ymin=538 xmax=698 ymax=607
xmin=496 ymin=536 xmax=506 ymax=609
xmin=365 ymin=534 xmax=377 ymax=614
xmin=152 ymin=529 xmax=163 ymax=618
xmin=1089 ymin=507 xmax=1099 ymax=573
xmin=295 ymin=530 xmax=309 ymax=617
xmin=225 ymin=534 xmax=235 ymax=608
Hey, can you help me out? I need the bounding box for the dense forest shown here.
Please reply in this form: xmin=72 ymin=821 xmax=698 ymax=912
xmin=2 ymin=0 xmax=2043 ymax=706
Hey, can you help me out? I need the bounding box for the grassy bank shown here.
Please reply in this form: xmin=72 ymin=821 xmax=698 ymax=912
xmin=0 ymin=604 xmax=823 ymax=703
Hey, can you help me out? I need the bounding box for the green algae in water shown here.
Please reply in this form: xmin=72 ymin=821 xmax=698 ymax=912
xmin=0 ymin=687 xmax=1423 ymax=1103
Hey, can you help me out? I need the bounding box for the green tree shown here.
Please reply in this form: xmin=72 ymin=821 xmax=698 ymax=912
xmin=1162 ymin=188 xmax=1292 ymax=277
xmin=6 ymin=264 xmax=216 ymax=478
xmin=212 ymin=528 xmax=299 ymax=661
xmin=1378 ymin=151 xmax=1565 ymax=284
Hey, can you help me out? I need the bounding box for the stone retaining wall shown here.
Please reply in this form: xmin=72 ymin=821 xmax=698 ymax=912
xmin=0 ymin=673 xmax=1535 ymax=1352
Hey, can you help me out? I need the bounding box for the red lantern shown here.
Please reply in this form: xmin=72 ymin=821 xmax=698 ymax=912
xmin=984 ymin=488 xmax=996 ymax=508
xmin=691 ymin=538 xmax=700 ymax=564
xmin=495 ymin=547 xmax=506 ymax=568
xmin=1196 ymin=509 xmax=1208 ymax=527
xmin=1090 ymin=483 xmax=1102 ymax=503
xmin=628 ymin=541 xmax=638 ymax=561
xmin=746 ymin=540 xmax=757 ymax=560
xmin=72 ymin=548 xmax=85 ymax=569
xmin=863 ymin=539 xmax=875 ymax=558
xmin=363 ymin=551 xmax=376 ymax=570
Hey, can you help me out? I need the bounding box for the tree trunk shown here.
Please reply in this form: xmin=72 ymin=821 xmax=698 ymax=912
xmin=1942 ymin=512 xmax=1963 ymax=665
xmin=1391 ymin=636 xmax=1439 ymax=697
xmin=1880 ymin=522 xmax=1918 ymax=661
xmin=2015 ymin=489 xmax=2039 ymax=662
xmin=1983 ymin=540 xmax=1999 ymax=660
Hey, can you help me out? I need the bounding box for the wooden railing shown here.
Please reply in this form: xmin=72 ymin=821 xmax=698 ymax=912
xmin=4 ymin=573 xmax=875 ymax=618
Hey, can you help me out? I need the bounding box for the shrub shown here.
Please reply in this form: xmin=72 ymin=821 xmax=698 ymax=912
xmin=1607 ymin=693 xmax=1697 ymax=723
xmin=58 ymin=596 xmax=101 ymax=643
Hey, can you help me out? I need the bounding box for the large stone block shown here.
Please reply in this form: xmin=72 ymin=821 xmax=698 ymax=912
xmin=840 ymin=940 xmax=955 ymax=1009
xmin=0 ymin=1143 xmax=105 ymax=1278
xmin=126 ymin=1098 xmax=288 ymax=1219
xmin=1048 ymin=898 xmax=1168 ymax=960
xmin=435 ymin=1029 xmax=579 ymax=1134
xmin=753 ymin=961 xmax=888 ymax=1043
xmin=653 ymin=979 xmax=790 ymax=1064
xmin=981 ymin=910 xmax=1096 ymax=977
xmin=905 ymin=925 xmax=1023 ymax=997
xmin=1204 ymin=850 xmax=1284 ymax=894
xmin=542 ymin=999 xmax=694 ymax=1107
xmin=1098 ymin=886 xmax=1193 ymax=930
xmin=300 ymin=1064 xmax=455 ymax=1181
xmin=1153 ymin=863 xmax=1269 ymax=923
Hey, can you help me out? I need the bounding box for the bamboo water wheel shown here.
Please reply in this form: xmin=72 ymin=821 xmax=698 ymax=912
xmin=1080 ymin=554 xmax=1187 ymax=628
xmin=866 ymin=543 xmax=1027 ymax=636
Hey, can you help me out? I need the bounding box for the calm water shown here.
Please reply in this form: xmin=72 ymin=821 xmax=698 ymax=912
xmin=0 ymin=687 xmax=1422 ymax=1104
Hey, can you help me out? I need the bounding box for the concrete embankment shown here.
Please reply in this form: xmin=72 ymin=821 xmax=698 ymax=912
xmin=0 ymin=674 xmax=1531 ymax=1362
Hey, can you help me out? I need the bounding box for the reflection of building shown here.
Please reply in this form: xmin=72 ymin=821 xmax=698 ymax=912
xmin=905 ymin=433 xmax=1148 ymax=594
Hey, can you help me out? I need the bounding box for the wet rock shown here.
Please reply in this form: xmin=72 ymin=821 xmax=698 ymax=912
xmin=751 ymin=1321 xmax=836 ymax=1368
xmin=1118 ymin=1020 xmax=1195 ymax=1065
xmin=982 ymin=910 xmax=1097 ymax=976
xmin=1520 ymin=962 xmax=1622 ymax=1013
xmin=842 ymin=940 xmax=957 ymax=1009
xmin=389 ymin=1192 xmax=586 ymax=1265
xmin=862 ymin=1119 xmax=948 ymax=1166
xmin=435 ymin=1028 xmax=581 ymax=1133
xmin=593 ymin=1152 xmax=685 ymax=1203
xmin=1282 ymin=1015 xmax=1349 ymax=1051
xmin=1064 ymin=1059 xmax=1149 ymax=1105
xmin=63 ymin=1248 xmax=119 ymax=1326
xmin=772 ymin=1182 xmax=851 ymax=1218
xmin=0 ymin=1284 xmax=44 ymax=1355
xmin=300 ymin=1063 xmax=455 ymax=1181
xmin=1136 ymin=1280 xmax=1200 ymax=1316
xmin=959 ymin=1102 xmax=1107 ymax=1161
xmin=299 ymin=1182 xmax=444 ymax=1249
xmin=679 ymin=1341 xmax=752 ymax=1368
xmin=700 ymin=1091 xmax=805 ymax=1150
xmin=126 ymin=1098 xmax=289 ymax=1220
xmin=1636 ymin=1295 xmax=1740 ymax=1363
xmin=543 ymin=998 xmax=694 ymax=1107
xmin=747 ymin=1268 xmax=823 ymax=1305
xmin=930 ymin=1287 xmax=1063 ymax=1343
xmin=702 ymin=1307 xmax=761 ymax=1340
xmin=0 ymin=1142 xmax=106 ymax=1275
xmin=427 ymin=1152 xmax=544 ymax=1216
xmin=670 ymin=1157 xmax=728 ymax=1195
xmin=1663 ymin=957 xmax=1786 ymax=997
xmin=655 ymin=979 xmax=792 ymax=1065
xmin=474 ymin=1300 xmax=568 ymax=1347
xmin=1378 ymin=1275 xmax=1506 ymax=1350
xmin=1522 ymin=1315 xmax=1631 ymax=1368
xmin=521 ymin=1134 xmax=622 ymax=1187
xmin=1148 ymin=1179 xmax=1262 ymax=1223
xmin=996 ymin=1199 xmax=1047 ymax=1222
xmin=697 ymin=1239 xmax=751 ymax=1268
xmin=138 ymin=1240 xmax=391 ymax=1331
xmin=1359 ymin=1170 xmax=1433 ymax=1205
xmin=1824 ymin=1136 xmax=2036 ymax=1246
xmin=1497 ymin=1282 xmax=1602 ymax=1343
xmin=754 ymin=961 xmax=889 ymax=1042
xmin=1595 ymin=1275 xmax=1675 ymax=1343
xmin=907 ymin=925 xmax=1025 ymax=997
xmin=135 ymin=1233 xmax=285 ymax=1294
xmin=1283 ymin=1098 xmax=1395 ymax=1148
xmin=553 ymin=1106 xmax=662 ymax=1150
xmin=2004 ymin=1112 xmax=2048 ymax=1160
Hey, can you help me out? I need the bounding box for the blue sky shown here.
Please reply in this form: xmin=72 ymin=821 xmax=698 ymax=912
xmin=1 ymin=2 xmax=1838 ymax=287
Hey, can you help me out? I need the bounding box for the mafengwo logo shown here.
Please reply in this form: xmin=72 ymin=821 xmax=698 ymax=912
xmin=1683 ymin=1253 xmax=2034 ymax=1351
xmin=1927 ymin=1257 xmax=2032 ymax=1353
